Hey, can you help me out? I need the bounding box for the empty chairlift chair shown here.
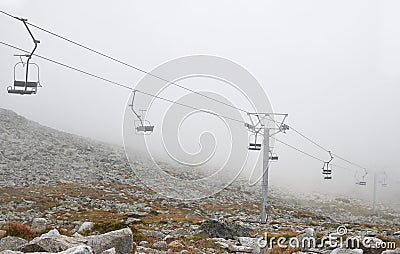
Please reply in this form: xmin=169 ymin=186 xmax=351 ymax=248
xmin=134 ymin=110 xmax=154 ymax=134
xmin=269 ymin=151 xmax=279 ymax=161
xmin=356 ymin=180 xmax=367 ymax=186
xmin=381 ymin=172 xmax=388 ymax=187
xmin=322 ymin=151 xmax=334 ymax=180
xmin=129 ymin=91 xmax=154 ymax=135
xmin=7 ymin=18 xmax=41 ymax=95
xmin=355 ymin=169 xmax=368 ymax=186
xmin=8 ymin=60 xmax=41 ymax=95
xmin=248 ymin=133 xmax=262 ymax=151
xmin=322 ymin=166 xmax=332 ymax=180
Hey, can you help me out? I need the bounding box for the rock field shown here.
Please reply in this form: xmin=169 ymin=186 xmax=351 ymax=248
xmin=0 ymin=108 xmax=399 ymax=254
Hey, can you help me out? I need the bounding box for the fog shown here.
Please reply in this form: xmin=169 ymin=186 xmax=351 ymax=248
xmin=0 ymin=1 xmax=399 ymax=205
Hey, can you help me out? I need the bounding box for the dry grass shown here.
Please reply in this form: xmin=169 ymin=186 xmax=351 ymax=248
xmin=2 ymin=222 xmax=35 ymax=240
xmin=140 ymin=205 xmax=204 ymax=225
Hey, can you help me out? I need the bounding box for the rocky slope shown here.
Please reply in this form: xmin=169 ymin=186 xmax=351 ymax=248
xmin=0 ymin=108 xmax=399 ymax=254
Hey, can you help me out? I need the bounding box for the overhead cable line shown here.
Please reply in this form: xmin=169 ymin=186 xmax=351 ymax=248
xmin=289 ymin=125 xmax=367 ymax=170
xmin=0 ymin=41 xmax=245 ymax=125
xmin=275 ymin=138 xmax=324 ymax=163
xmin=0 ymin=9 xmax=249 ymax=115
xmin=0 ymin=40 xmax=360 ymax=173
xmin=0 ymin=9 xmax=371 ymax=173
xmin=275 ymin=138 xmax=353 ymax=171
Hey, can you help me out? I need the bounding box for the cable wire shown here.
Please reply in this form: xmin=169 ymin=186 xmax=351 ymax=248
xmin=275 ymin=138 xmax=324 ymax=163
xmin=0 ymin=40 xmax=360 ymax=174
xmin=0 ymin=41 xmax=245 ymax=125
xmin=275 ymin=138 xmax=353 ymax=171
xmin=0 ymin=9 xmax=249 ymax=115
xmin=289 ymin=125 xmax=367 ymax=170
xmin=0 ymin=9 xmax=374 ymax=173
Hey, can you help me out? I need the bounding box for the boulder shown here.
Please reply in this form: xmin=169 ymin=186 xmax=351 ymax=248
xmin=199 ymin=220 xmax=251 ymax=239
xmin=18 ymin=229 xmax=85 ymax=253
xmin=138 ymin=229 xmax=165 ymax=240
xmin=228 ymin=244 xmax=253 ymax=253
xmin=0 ymin=236 xmax=27 ymax=251
xmin=360 ymin=237 xmax=385 ymax=254
xmin=125 ymin=212 xmax=147 ymax=218
xmin=77 ymin=222 xmax=94 ymax=233
xmin=238 ymin=237 xmax=260 ymax=253
xmin=85 ymin=228 xmax=133 ymax=254
xmin=59 ymin=246 xmax=93 ymax=254
xmin=136 ymin=246 xmax=163 ymax=254
xmin=152 ymin=241 xmax=167 ymax=250
xmin=169 ymin=228 xmax=189 ymax=236
xmin=31 ymin=218 xmax=48 ymax=233
xmin=139 ymin=241 xmax=149 ymax=247
xmin=304 ymin=228 xmax=316 ymax=238
xmin=43 ymin=229 xmax=62 ymax=237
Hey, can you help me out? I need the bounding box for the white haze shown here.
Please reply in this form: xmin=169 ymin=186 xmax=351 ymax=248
xmin=0 ymin=1 xmax=399 ymax=206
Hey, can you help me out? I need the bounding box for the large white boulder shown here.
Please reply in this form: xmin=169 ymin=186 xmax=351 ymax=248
xmin=85 ymin=228 xmax=133 ymax=254
xmin=31 ymin=218 xmax=48 ymax=233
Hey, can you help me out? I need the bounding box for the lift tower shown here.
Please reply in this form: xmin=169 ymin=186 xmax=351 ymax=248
xmin=245 ymin=113 xmax=289 ymax=224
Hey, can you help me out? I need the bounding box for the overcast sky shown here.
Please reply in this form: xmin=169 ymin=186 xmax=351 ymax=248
xmin=0 ymin=0 xmax=399 ymax=204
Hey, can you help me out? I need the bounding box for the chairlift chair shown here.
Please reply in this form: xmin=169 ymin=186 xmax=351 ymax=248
xmin=356 ymin=181 xmax=367 ymax=186
xmin=129 ymin=91 xmax=154 ymax=135
xmin=7 ymin=18 xmax=41 ymax=95
xmin=8 ymin=60 xmax=41 ymax=95
xmin=321 ymin=151 xmax=333 ymax=180
xmin=381 ymin=172 xmax=388 ymax=187
xmin=322 ymin=170 xmax=332 ymax=180
xmin=269 ymin=151 xmax=279 ymax=161
xmin=134 ymin=109 xmax=154 ymax=135
xmin=355 ymin=169 xmax=368 ymax=186
xmin=248 ymin=133 xmax=262 ymax=151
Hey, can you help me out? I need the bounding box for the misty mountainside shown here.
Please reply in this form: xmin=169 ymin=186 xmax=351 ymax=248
xmin=0 ymin=108 xmax=399 ymax=254
xmin=0 ymin=108 xmax=131 ymax=187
